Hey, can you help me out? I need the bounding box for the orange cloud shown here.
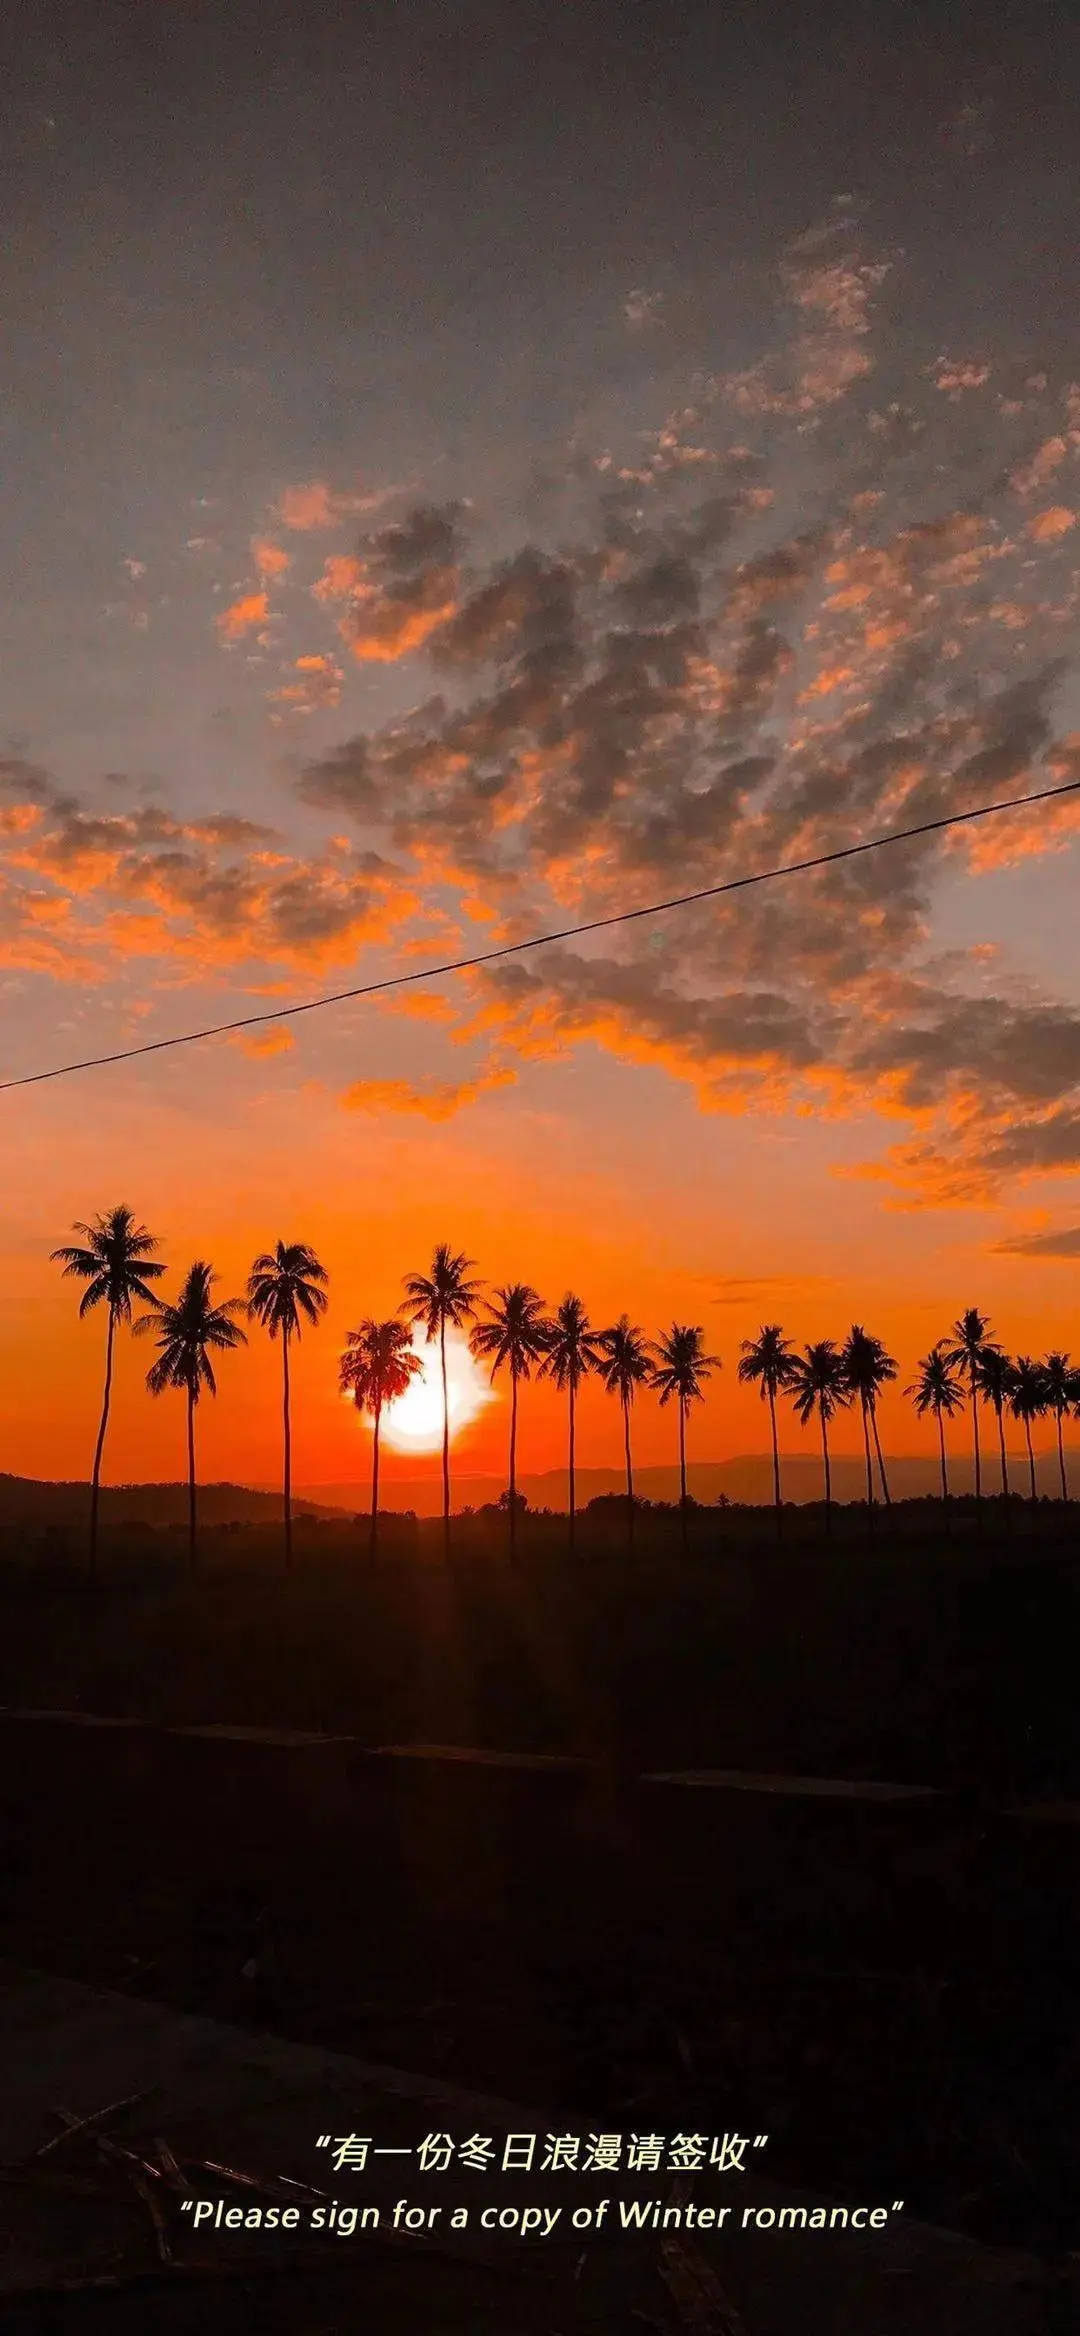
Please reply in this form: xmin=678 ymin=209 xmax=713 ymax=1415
xmin=1027 ymin=505 xmax=1075 ymax=542
xmin=276 ymin=481 xmax=409 ymax=532
xmin=0 ymin=782 xmax=416 ymax=982
xmin=251 ymin=538 xmax=291 ymax=582
xmin=234 ymin=1025 xmax=295 ymax=1057
xmin=351 ymin=580 xmax=458 ymax=663
xmin=276 ymin=482 xmax=340 ymax=531
xmin=341 ymin=1064 xmax=517 ymax=1119
xmin=217 ymin=592 xmax=270 ymax=641
xmin=1009 ymin=437 xmax=1069 ymax=496
xmin=931 ymin=358 xmax=990 ymax=396
xmin=269 ymin=654 xmax=344 ymax=717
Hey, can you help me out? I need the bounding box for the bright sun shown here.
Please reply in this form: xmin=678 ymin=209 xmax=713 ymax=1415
xmin=355 ymin=1328 xmax=495 ymax=1456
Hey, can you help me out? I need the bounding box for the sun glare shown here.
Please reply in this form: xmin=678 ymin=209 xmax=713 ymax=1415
xmin=370 ymin=1328 xmax=495 ymax=1455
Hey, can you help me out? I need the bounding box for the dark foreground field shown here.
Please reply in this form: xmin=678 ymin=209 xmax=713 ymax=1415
xmin=4 ymin=1498 xmax=1080 ymax=1786
xmin=1 ymin=1507 xmax=1078 ymax=2309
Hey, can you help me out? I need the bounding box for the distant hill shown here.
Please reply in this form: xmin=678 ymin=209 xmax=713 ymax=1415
xmin=3 ymin=1440 xmax=1071 ymax=1533
xmin=0 ymin=1476 xmax=352 ymax=1527
xmin=293 ymin=1445 xmax=1073 ymax=1513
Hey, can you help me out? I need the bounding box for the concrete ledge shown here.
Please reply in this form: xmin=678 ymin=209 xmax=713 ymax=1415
xmin=370 ymin=1743 xmax=595 ymax=1770
xmin=642 ymin=1768 xmax=941 ymax=1801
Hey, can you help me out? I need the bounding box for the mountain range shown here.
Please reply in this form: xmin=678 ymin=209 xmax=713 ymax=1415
xmin=0 ymin=1443 xmax=1071 ymax=1532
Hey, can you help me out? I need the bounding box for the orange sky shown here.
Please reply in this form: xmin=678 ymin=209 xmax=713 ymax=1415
xmin=3 ymin=1027 xmax=1075 ymax=1493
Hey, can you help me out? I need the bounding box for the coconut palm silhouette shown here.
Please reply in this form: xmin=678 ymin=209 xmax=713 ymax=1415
xmin=400 ymin=1244 xmax=483 ymax=1556
xmin=537 ymin=1294 xmax=605 ymax=1552
xmin=595 ymin=1315 xmax=655 ymax=1550
xmin=906 ymin=1345 xmax=965 ymax=1519
xmin=841 ymin=1325 xmax=898 ymax=1517
xmin=787 ymin=1340 xmax=851 ymax=1530
xmin=51 ymin=1205 xmax=166 ymax=1573
xmin=974 ymin=1345 xmax=1016 ymax=1507
xmin=134 ymin=1262 xmax=247 ymax=1569
xmin=1041 ymin=1351 xmax=1080 ymax=1502
xmin=941 ymin=1308 xmax=992 ymax=1511
xmin=469 ymin=1284 xmax=548 ymax=1556
xmin=738 ymin=1324 xmax=799 ymax=1534
xmin=1009 ymin=1356 xmax=1050 ymax=1503
xmin=339 ymin=1318 xmax=423 ymax=1559
xmin=246 ymin=1241 xmax=329 ymax=1571
xmin=649 ymin=1324 xmax=722 ymax=1549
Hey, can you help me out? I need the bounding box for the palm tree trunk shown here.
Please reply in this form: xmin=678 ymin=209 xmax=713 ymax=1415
xmin=89 ymin=1306 xmax=117 ymax=1577
xmin=861 ymin=1398 xmax=874 ymax=1512
xmin=970 ymin=1377 xmax=982 ymax=1505
xmin=623 ymin=1394 xmax=634 ymax=1552
xmin=187 ymin=1387 xmax=197 ymax=1573
xmin=937 ymin=1411 xmax=949 ymax=1525
xmin=370 ymin=1396 xmax=381 ymax=1561
xmin=679 ymin=1400 xmax=688 ymax=1550
xmin=768 ymin=1386 xmax=782 ymax=1537
xmin=996 ymin=1403 xmax=1010 ymax=1503
xmin=820 ymin=1406 xmax=832 ymax=1531
xmin=1025 ymin=1420 xmax=1036 ymax=1503
xmin=568 ymin=1376 xmax=576 ymax=1552
xmin=1057 ymin=1409 xmax=1068 ymax=1502
xmin=282 ymin=1328 xmax=293 ymax=1573
xmin=440 ymin=1318 xmax=450 ymax=1558
xmin=870 ymin=1405 xmax=891 ymax=1506
xmin=508 ymin=1369 xmax=518 ymax=1557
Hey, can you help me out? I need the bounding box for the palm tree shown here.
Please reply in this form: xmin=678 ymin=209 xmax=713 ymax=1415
xmin=339 ymin=1319 xmax=423 ymax=1558
xmin=1040 ymin=1352 xmax=1079 ymax=1502
xmin=134 ymin=1263 xmax=247 ymax=1570
xmin=537 ymin=1294 xmax=605 ymax=1552
xmin=906 ymin=1345 xmax=965 ymax=1517
xmin=51 ymin=1205 xmax=166 ymax=1573
xmin=246 ymin=1241 xmax=329 ymax=1571
xmin=737 ymin=1324 xmax=799 ymax=1532
xmin=787 ymin=1340 xmax=850 ymax=1530
xmin=941 ymin=1308 xmax=992 ymax=1509
xmin=841 ymin=1325 xmax=898 ymax=1516
xmin=468 ymin=1284 xmax=548 ymax=1555
xmin=400 ymin=1244 xmax=483 ymax=1555
xmin=649 ymin=1324 xmax=722 ymax=1548
xmin=974 ymin=1345 xmax=1016 ymax=1506
xmin=594 ymin=1315 xmax=655 ymax=1549
xmin=1009 ymin=1356 xmax=1050 ymax=1503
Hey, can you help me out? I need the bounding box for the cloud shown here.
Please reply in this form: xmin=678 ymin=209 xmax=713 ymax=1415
xmin=276 ymin=482 xmax=343 ymax=531
xmin=697 ymin=1274 xmax=839 ymax=1306
xmin=29 ymin=220 xmax=1075 ymax=1193
xmin=932 ymin=358 xmax=991 ymax=397
xmin=217 ymin=592 xmax=270 ymax=641
xmin=269 ymin=653 xmax=344 ymax=717
xmin=274 ymin=481 xmax=410 ymax=532
xmin=288 ymin=290 xmax=1080 ymax=1189
xmin=988 ymin=1224 xmax=1080 ymax=1259
xmin=234 ymin=1025 xmax=295 ymax=1058
xmin=251 ymin=538 xmax=291 ymax=582
xmin=1027 ymin=505 xmax=1075 ymax=542
xmin=341 ymin=1063 xmax=517 ymax=1119
xmin=310 ymin=501 xmax=468 ymax=665
xmin=0 ymin=766 xmax=415 ymax=982
xmin=723 ymin=221 xmax=891 ymax=420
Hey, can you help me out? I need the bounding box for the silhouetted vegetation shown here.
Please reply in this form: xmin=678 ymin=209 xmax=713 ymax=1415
xmin=42 ymin=1206 xmax=1080 ymax=1576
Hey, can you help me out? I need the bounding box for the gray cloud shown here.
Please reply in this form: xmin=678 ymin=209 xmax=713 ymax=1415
xmin=989 ymin=1226 xmax=1080 ymax=1259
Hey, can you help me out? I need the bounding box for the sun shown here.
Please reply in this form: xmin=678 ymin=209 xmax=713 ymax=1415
xmin=375 ymin=1328 xmax=495 ymax=1455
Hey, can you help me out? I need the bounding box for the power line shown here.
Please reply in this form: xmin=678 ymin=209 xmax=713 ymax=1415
xmin=2 ymin=774 xmax=1078 ymax=1094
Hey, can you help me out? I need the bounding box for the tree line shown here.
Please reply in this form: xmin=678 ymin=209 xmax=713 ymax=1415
xmin=50 ymin=1209 xmax=1079 ymax=1572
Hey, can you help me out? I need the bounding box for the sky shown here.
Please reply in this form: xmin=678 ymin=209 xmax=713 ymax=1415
xmin=2 ymin=0 xmax=1080 ymax=1495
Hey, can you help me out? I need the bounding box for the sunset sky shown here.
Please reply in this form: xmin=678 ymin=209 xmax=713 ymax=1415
xmin=2 ymin=0 xmax=1079 ymax=1495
